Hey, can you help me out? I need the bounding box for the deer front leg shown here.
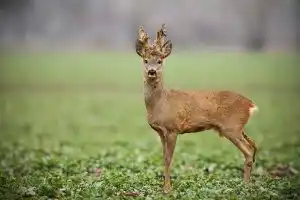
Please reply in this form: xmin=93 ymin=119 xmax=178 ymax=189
xmin=162 ymin=133 xmax=177 ymax=194
xmin=158 ymin=131 xmax=167 ymax=176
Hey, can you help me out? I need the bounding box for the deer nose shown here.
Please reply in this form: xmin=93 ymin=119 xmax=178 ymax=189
xmin=148 ymin=69 xmax=157 ymax=77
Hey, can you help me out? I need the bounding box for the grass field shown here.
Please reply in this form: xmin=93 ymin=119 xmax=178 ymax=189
xmin=0 ymin=52 xmax=299 ymax=199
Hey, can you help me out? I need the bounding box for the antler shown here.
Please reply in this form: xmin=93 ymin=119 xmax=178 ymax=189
xmin=135 ymin=26 xmax=150 ymax=57
xmin=154 ymin=24 xmax=172 ymax=58
xmin=154 ymin=23 xmax=167 ymax=52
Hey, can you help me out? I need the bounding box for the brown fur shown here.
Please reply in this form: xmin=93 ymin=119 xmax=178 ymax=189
xmin=136 ymin=24 xmax=258 ymax=194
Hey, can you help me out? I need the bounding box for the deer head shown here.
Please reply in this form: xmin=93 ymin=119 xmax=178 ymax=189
xmin=135 ymin=24 xmax=173 ymax=81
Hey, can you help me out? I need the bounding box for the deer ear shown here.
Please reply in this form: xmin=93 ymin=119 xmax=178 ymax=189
xmin=135 ymin=39 xmax=145 ymax=57
xmin=161 ymin=40 xmax=172 ymax=58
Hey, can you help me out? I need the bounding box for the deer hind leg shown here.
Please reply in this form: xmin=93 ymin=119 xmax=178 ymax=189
xmin=242 ymin=131 xmax=257 ymax=163
xmin=222 ymin=129 xmax=254 ymax=182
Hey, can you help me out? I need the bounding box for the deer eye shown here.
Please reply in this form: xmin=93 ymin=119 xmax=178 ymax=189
xmin=157 ymin=60 xmax=162 ymax=64
xmin=143 ymin=59 xmax=148 ymax=64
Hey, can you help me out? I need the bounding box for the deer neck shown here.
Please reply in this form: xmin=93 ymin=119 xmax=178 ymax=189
xmin=143 ymin=76 xmax=166 ymax=110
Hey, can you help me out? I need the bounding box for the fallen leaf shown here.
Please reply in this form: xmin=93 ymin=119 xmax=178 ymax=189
xmin=268 ymin=164 xmax=299 ymax=178
xmin=120 ymin=191 xmax=139 ymax=197
xmin=95 ymin=168 xmax=102 ymax=177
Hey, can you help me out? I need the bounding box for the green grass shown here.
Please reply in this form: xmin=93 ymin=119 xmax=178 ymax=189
xmin=0 ymin=52 xmax=299 ymax=199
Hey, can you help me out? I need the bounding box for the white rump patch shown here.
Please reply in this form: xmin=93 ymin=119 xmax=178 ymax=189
xmin=249 ymin=104 xmax=258 ymax=117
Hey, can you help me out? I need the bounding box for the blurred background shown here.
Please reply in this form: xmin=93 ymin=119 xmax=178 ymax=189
xmin=0 ymin=0 xmax=299 ymax=52
xmin=0 ymin=1 xmax=299 ymax=199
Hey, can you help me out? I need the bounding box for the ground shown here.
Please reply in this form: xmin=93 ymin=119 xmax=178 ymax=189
xmin=0 ymin=52 xmax=299 ymax=199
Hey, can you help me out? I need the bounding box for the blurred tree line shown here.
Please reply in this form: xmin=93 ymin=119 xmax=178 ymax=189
xmin=0 ymin=0 xmax=299 ymax=51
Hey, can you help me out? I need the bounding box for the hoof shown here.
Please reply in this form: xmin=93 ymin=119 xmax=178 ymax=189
xmin=163 ymin=186 xmax=171 ymax=194
xmin=243 ymin=176 xmax=251 ymax=183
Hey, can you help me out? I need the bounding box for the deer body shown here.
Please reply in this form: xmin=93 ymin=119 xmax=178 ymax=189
xmin=145 ymin=86 xmax=256 ymax=135
xmin=136 ymin=24 xmax=258 ymax=194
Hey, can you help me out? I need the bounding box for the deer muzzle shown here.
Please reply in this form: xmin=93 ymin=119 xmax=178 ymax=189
xmin=147 ymin=69 xmax=157 ymax=78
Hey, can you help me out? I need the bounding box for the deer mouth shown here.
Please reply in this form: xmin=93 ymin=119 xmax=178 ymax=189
xmin=147 ymin=70 xmax=157 ymax=78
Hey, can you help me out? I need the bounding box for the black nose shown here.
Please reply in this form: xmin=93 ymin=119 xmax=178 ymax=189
xmin=148 ymin=69 xmax=157 ymax=76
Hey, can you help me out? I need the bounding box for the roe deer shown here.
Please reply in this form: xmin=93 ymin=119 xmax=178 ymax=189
xmin=135 ymin=24 xmax=258 ymax=194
